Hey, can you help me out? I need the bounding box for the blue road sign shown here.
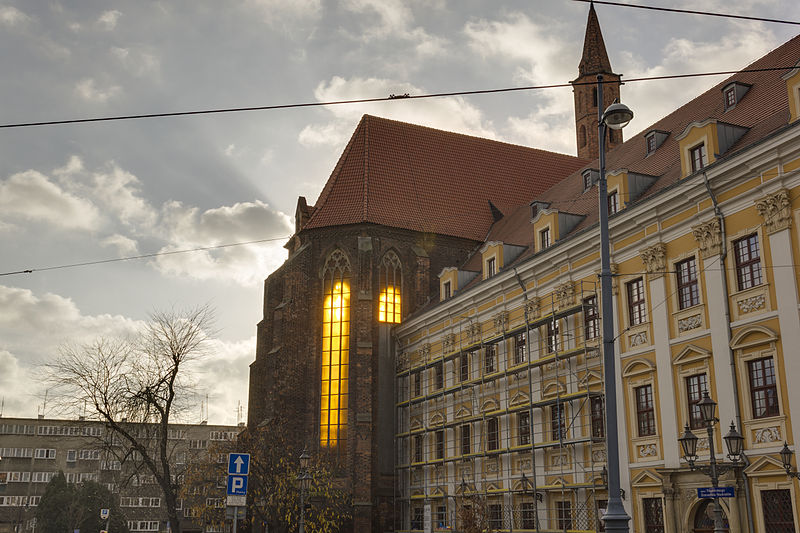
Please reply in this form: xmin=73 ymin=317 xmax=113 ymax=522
xmin=227 ymin=475 xmax=248 ymax=496
xmin=697 ymin=487 xmax=735 ymax=498
xmin=228 ymin=453 xmax=250 ymax=475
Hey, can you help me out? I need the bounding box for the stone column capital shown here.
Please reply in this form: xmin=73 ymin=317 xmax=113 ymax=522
xmin=755 ymin=188 xmax=791 ymax=235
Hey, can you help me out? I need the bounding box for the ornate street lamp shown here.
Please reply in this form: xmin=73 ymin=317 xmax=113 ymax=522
xmin=297 ymin=447 xmax=312 ymax=533
xmin=596 ymin=73 xmax=634 ymax=533
xmin=677 ymin=392 xmax=744 ymax=533
xmin=779 ymin=442 xmax=800 ymax=479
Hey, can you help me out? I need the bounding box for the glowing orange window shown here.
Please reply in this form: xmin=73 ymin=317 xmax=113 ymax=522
xmin=378 ymin=286 xmax=401 ymax=323
xmin=378 ymin=251 xmax=402 ymax=324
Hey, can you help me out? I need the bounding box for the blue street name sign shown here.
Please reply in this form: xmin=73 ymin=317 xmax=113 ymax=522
xmin=227 ymin=475 xmax=248 ymax=496
xmin=697 ymin=487 xmax=735 ymax=498
xmin=228 ymin=453 xmax=250 ymax=476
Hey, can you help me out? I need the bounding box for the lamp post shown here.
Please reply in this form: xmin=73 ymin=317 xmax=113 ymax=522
xmin=297 ymin=447 xmax=311 ymax=533
xmin=778 ymin=442 xmax=800 ymax=479
xmin=677 ymin=392 xmax=744 ymax=533
xmin=596 ymin=73 xmax=634 ymax=533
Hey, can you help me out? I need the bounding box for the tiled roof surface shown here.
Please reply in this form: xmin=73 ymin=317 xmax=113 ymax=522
xmin=304 ymin=115 xmax=589 ymax=241
xmin=578 ymin=3 xmax=614 ymax=77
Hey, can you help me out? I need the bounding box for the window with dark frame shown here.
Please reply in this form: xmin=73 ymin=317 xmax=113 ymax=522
xmin=643 ymin=497 xmax=665 ymax=533
xmin=725 ymin=86 xmax=736 ymax=108
xmin=734 ymin=234 xmax=763 ymax=291
xmin=685 ymin=373 xmax=708 ymax=429
xmin=461 ymin=424 xmax=471 ymax=456
xmin=540 ymin=227 xmax=551 ymax=249
xmin=676 ymin=257 xmax=700 ymax=309
xmin=627 ymin=278 xmax=647 ymax=325
xmin=551 ymin=403 xmax=566 ymax=441
xmin=486 ymin=256 xmax=496 ymax=278
xmin=411 ymin=507 xmax=424 ymax=530
xmin=636 ymin=384 xmax=656 ymax=437
xmin=487 ymin=417 xmax=499 ymax=451
xmin=607 ymin=190 xmax=619 ymax=215
xmin=435 ymin=429 xmax=444 ymax=459
xmin=583 ymin=170 xmax=592 ymax=190
xmin=646 ymin=133 xmax=656 ymax=154
xmin=443 ymin=280 xmax=451 ymax=300
xmin=488 ymin=504 xmax=503 ymax=531
xmin=761 ymin=489 xmax=795 ymax=532
xmin=435 ymin=506 xmax=446 ymax=529
xmin=460 ymin=352 xmax=470 ymax=382
xmin=591 ymin=396 xmax=605 ymax=439
xmin=514 ymin=331 xmax=527 ymax=365
xmin=522 ymin=502 xmax=536 ymax=529
xmin=413 ymin=371 xmax=421 ymax=397
xmin=584 ymin=295 xmax=599 ymax=340
xmin=546 ymin=319 xmax=559 ymax=353
xmin=519 ymin=410 xmax=531 ymax=446
xmin=484 ymin=344 xmax=497 ymax=375
xmin=690 ymin=143 xmax=707 ymax=172
xmin=413 ymin=435 xmax=423 ymax=463
xmin=434 ymin=361 xmax=443 ymax=390
xmin=557 ymin=501 xmax=572 ymax=530
xmin=748 ymin=357 xmax=779 ymax=419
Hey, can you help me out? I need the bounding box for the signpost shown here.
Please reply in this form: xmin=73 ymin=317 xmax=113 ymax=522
xmin=99 ymin=508 xmax=109 ymax=533
xmin=697 ymin=487 xmax=735 ymax=498
xmin=227 ymin=453 xmax=251 ymax=533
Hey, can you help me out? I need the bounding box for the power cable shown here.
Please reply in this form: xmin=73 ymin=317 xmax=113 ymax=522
xmin=573 ymin=0 xmax=800 ymax=26
xmin=0 ymin=66 xmax=796 ymax=130
xmin=0 ymin=236 xmax=290 ymax=277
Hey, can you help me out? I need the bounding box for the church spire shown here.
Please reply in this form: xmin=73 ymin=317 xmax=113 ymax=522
xmin=571 ymin=3 xmax=622 ymax=160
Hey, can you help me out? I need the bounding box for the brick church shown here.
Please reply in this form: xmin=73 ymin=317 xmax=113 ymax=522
xmin=247 ymin=5 xmax=621 ymax=531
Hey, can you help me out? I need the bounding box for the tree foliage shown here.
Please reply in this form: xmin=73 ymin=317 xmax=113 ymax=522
xmin=457 ymin=493 xmax=495 ymax=533
xmin=36 ymin=472 xmax=129 ymax=533
xmin=181 ymin=416 xmax=351 ymax=533
xmin=45 ymin=306 xmax=214 ymax=533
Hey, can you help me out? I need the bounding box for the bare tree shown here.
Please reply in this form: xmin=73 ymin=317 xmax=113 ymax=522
xmin=45 ymin=306 xmax=214 ymax=533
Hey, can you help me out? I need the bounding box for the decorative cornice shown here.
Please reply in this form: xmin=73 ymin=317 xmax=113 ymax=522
xmin=493 ymin=311 xmax=509 ymax=334
xmin=524 ymin=298 xmax=540 ymax=320
xmin=443 ymin=333 xmax=456 ymax=354
xmin=554 ymin=282 xmax=575 ymax=309
xmin=692 ymin=218 xmax=722 ymax=259
xmin=640 ymin=243 xmax=667 ymax=279
xmin=755 ymin=189 xmax=791 ymax=235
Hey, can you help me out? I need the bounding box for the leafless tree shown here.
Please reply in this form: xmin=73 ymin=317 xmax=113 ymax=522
xmin=45 ymin=306 xmax=214 ymax=533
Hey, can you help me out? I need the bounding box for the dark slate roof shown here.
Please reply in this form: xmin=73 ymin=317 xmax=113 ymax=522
xmin=303 ymin=115 xmax=589 ymax=241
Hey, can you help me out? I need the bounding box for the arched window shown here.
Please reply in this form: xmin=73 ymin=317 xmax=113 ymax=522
xmin=592 ymin=87 xmax=598 ymax=108
xmin=320 ymin=250 xmax=351 ymax=455
xmin=580 ymin=125 xmax=587 ymax=148
xmin=378 ymin=251 xmax=402 ymax=323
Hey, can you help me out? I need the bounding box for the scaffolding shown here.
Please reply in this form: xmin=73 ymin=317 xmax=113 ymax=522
xmin=395 ymin=280 xmax=608 ymax=532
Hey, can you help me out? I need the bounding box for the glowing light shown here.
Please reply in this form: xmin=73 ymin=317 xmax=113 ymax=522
xmin=321 ymin=280 xmax=350 ymax=450
xmin=378 ymin=286 xmax=401 ymax=323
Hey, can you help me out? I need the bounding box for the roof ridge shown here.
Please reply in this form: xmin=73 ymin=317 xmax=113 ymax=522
xmin=363 ymin=115 xmax=370 ymax=221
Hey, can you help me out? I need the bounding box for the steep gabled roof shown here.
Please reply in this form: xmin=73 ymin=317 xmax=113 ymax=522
xmin=303 ymin=115 xmax=589 ymax=241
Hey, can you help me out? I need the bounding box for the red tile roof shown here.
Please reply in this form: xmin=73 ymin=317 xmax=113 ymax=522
xmin=303 ymin=115 xmax=589 ymax=241
xmin=578 ymin=3 xmax=614 ymax=77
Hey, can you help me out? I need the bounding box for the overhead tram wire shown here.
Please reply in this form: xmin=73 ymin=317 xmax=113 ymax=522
xmin=572 ymin=0 xmax=800 ymax=26
xmin=0 ymin=236 xmax=291 ymax=277
xmin=0 ymin=66 xmax=798 ymax=130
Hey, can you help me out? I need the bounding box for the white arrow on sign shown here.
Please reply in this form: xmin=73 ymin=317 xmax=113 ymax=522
xmin=234 ymin=456 xmax=245 ymax=473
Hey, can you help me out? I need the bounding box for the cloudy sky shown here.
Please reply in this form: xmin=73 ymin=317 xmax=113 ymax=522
xmin=0 ymin=0 xmax=798 ymax=425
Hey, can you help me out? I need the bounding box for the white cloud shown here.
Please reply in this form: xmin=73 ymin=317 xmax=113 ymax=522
xmin=100 ymin=233 xmax=139 ymax=256
xmin=299 ymin=76 xmax=496 ymax=147
xmin=111 ymin=46 xmax=160 ymax=77
xmin=90 ymin=164 xmax=158 ymax=228
xmin=75 ymin=78 xmax=121 ymax=103
xmin=0 ymin=5 xmax=29 ymax=26
xmin=0 ymin=170 xmax=101 ymax=229
xmin=195 ymin=336 xmax=255 ymax=424
xmin=96 ymin=10 xmax=121 ymax=30
xmin=244 ymin=0 xmax=321 ymax=27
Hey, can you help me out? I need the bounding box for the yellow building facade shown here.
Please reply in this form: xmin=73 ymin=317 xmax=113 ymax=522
xmin=394 ymin=37 xmax=800 ymax=533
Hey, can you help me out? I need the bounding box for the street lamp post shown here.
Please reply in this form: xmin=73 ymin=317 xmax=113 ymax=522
xmin=779 ymin=442 xmax=800 ymax=479
xmin=297 ymin=447 xmax=311 ymax=533
xmin=678 ymin=392 xmax=744 ymax=533
xmin=596 ymin=73 xmax=634 ymax=533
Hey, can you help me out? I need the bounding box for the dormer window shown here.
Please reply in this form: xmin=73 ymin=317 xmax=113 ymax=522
xmin=443 ymin=280 xmax=452 ymax=299
xmin=486 ymin=257 xmax=496 ymax=278
xmin=582 ymin=169 xmax=599 ymax=191
xmin=530 ymin=201 xmax=550 ymax=221
xmin=646 ymin=135 xmax=656 ymax=154
xmin=607 ymin=191 xmax=619 ymax=215
xmin=690 ymin=143 xmax=707 ymax=172
xmin=644 ymin=130 xmax=668 ymax=156
xmin=540 ymin=227 xmax=551 ymax=249
xmin=721 ymin=81 xmax=751 ymax=111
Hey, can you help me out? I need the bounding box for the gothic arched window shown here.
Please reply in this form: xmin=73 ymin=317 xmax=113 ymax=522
xmin=378 ymin=251 xmax=402 ymax=323
xmin=580 ymin=125 xmax=587 ymax=148
xmin=320 ymin=250 xmax=351 ymax=455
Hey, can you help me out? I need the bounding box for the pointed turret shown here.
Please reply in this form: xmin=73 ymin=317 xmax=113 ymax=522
xmin=571 ymin=3 xmax=623 ymax=159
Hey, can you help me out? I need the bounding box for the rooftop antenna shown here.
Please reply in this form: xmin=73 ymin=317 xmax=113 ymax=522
xmin=236 ymin=401 xmax=243 ymax=426
xmin=0 ymin=396 xmax=4 ymax=417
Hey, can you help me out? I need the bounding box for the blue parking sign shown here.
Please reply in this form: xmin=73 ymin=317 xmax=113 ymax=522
xmin=227 ymin=475 xmax=248 ymax=496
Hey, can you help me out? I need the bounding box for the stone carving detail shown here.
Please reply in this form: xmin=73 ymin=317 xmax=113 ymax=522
xmin=629 ymin=331 xmax=648 ymax=347
xmin=411 ymin=470 xmax=422 ymax=484
xmin=396 ymin=351 xmax=408 ymax=372
xmin=525 ymin=297 xmax=540 ymax=320
xmin=684 ymin=488 xmax=696 ymax=502
xmin=517 ymin=458 xmax=532 ymax=471
xmin=486 ymin=459 xmax=499 ymax=473
xmin=592 ymin=449 xmax=607 ymax=463
xmin=697 ymin=437 xmax=710 ymax=451
xmin=555 ymin=282 xmax=575 ymax=309
xmin=421 ymin=343 xmax=431 ymax=361
xmin=493 ymin=311 xmax=509 ymax=334
xmin=458 ymin=466 xmax=473 ymax=480
xmin=755 ymin=189 xmax=791 ymax=234
xmin=443 ymin=333 xmax=456 ymax=353
xmin=678 ymin=314 xmax=703 ymax=332
xmin=754 ymin=426 xmax=781 ymax=443
xmin=639 ymin=444 xmax=658 ymax=458
xmin=692 ymin=218 xmax=722 ymax=259
xmin=640 ymin=243 xmax=667 ymax=278
xmin=738 ymin=294 xmax=766 ymax=314
xmin=550 ymin=453 xmax=568 ymax=467
xmin=467 ymin=322 xmax=482 ymax=344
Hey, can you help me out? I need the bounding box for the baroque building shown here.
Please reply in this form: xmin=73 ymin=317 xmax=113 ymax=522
xmin=249 ymin=4 xmax=800 ymax=533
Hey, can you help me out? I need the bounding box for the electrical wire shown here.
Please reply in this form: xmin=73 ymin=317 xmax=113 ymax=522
xmin=0 ymin=236 xmax=290 ymax=277
xmin=0 ymin=66 xmax=796 ymax=130
xmin=572 ymin=0 xmax=800 ymax=26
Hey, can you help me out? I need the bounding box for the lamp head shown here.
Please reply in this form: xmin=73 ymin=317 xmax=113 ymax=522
xmin=780 ymin=442 xmax=794 ymax=473
xmin=601 ymin=102 xmax=634 ymax=130
xmin=723 ymin=421 xmax=744 ymax=463
xmin=299 ymin=447 xmax=310 ymax=469
xmin=679 ymin=424 xmax=699 ymax=464
xmin=698 ymin=392 xmax=717 ymax=425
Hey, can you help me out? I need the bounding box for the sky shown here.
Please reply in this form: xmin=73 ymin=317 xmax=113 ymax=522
xmin=0 ymin=0 xmax=799 ymax=425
